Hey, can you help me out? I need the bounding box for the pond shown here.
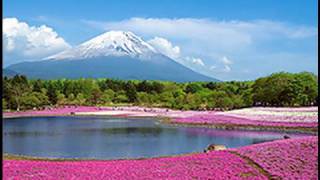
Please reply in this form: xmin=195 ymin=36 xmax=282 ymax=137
xmin=3 ymin=116 xmax=309 ymax=159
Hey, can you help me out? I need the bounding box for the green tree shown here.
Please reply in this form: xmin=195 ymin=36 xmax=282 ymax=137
xmin=56 ymin=92 xmax=67 ymax=106
xmin=3 ymin=98 xmax=7 ymax=110
xmin=182 ymin=93 xmax=202 ymax=110
xmin=159 ymin=91 xmax=174 ymax=106
xmin=89 ymin=87 xmax=102 ymax=105
xmin=151 ymin=81 xmax=164 ymax=93
xmin=7 ymin=75 xmax=30 ymax=111
xmin=137 ymin=92 xmax=152 ymax=105
xmin=74 ymin=93 xmax=86 ymax=105
xmin=114 ymin=90 xmax=128 ymax=103
xmin=252 ymin=77 xmax=269 ymax=106
xmin=207 ymin=91 xmax=233 ymax=110
xmin=101 ymin=89 xmax=115 ymax=104
xmin=184 ymin=83 xmax=203 ymax=94
xmin=125 ymin=81 xmax=137 ymax=103
xmin=20 ymin=94 xmax=40 ymax=110
xmin=137 ymin=80 xmax=152 ymax=93
xmin=292 ymin=72 xmax=318 ymax=106
xmin=67 ymin=93 xmax=75 ymax=105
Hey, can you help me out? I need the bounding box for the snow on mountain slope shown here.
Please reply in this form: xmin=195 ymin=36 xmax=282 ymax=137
xmin=46 ymin=31 xmax=158 ymax=60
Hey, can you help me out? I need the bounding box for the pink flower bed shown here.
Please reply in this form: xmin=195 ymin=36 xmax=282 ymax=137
xmin=171 ymin=107 xmax=318 ymax=129
xmin=3 ymin=151 xmax=267 ymax=180
xmin=235 ymin=136 xmax=318 ymax=179
xmin=223 ymin=114 xmax=317 ymax=123
xmin=249 ymin=107 xmax=318 ymax=112
xmin=219 ymin=107 xmax=318 ymax=123
xmin=172 ymin=114 xmax=317 ymax=128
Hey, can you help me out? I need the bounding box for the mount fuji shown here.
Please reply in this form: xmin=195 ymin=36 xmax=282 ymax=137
xmin=5 ymin=31 xmax=218 ymax=82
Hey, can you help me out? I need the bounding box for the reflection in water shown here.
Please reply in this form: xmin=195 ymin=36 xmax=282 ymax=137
xmin=104 ymin=127 xmax=163 ymax=135
xmin=4 ymin=131 xmax=60 ymax=136
xmin=251 ymin=138 xmax=270 ymax=145
xmin=3 ymin=116 xmax=310 ymax=159
xmin=78 ymin=127 xmax=168 ymax=135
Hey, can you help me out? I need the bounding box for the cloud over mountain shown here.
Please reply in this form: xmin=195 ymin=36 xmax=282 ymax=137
xmin=147 ymin=37 xmax=181 ymax=60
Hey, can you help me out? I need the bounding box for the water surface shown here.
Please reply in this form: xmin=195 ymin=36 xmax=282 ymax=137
xmin=3 ymin=116 xmax=308 ymax=159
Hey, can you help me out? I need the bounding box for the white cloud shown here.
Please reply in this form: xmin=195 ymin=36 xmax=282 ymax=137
xmin=147 ymin=37 xmax=206 ymax=68
xmin=147 ymin=37 xmax=180 ymax=59
xmin=3 ymin=17 xmax=70 ymax=66
xmin=218 ymin=56 xmax=233 ymax=72
xmin=222 ymin=65 xmax=231 ymax=72
xmin=185 ymin=57 xmax=205 ymax=66
xmin=209 ymin=66 xmax=216 ymax=70
xmin=147 ymin=37 xmax=207 ymax=68
xmin=145 ymin=35 xmax=236 ymax=76
xmin=192 ymin=58 xmax=205 ymax=66
xmin=146 ymin=36 xmax=208 ymax=74
xmin=221 ymin=56 xmax=233 ymax=65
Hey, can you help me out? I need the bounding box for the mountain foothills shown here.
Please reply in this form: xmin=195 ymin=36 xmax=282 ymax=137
xmin=5 ymin=31 xmax=217 ymax=82
xmin=3 ymin=72 xmax=318 ymax=111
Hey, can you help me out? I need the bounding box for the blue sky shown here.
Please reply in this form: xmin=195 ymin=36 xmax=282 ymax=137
xmin=3 ymin=0 xmax=318 ymax=80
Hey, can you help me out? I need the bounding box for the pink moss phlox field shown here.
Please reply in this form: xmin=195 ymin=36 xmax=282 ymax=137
xmin=248 ymin=107 xmax=318 ymax=112
xmin=235 ymin=136 xmax=318 ymax=179
xmin=3 ymin=151 xmax=268 ymax=180
xmin=220 ymin=107 xmax=318 ymax=123
xmin=222 ymin=113 xmax=317 ymax=123
xmin=172 ymin=107 xmax=318 ymax=128
xmin=172 ymin=114 xmax=317 ymax=128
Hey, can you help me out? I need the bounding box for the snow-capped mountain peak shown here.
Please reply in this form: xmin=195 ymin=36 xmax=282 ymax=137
xmin=45 ymin=31 xmax=158 ymax=60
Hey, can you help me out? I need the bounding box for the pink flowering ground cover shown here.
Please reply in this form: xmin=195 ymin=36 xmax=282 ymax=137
xmin=219 ymin=107 xmax=318 ymax=123
xmin=172 ymin=114 xmax=317 ymax=128
xmin=3 ymin=151 xmax=268 ymax=180
xmin=171 ymin=107 xmax=318 ymax=130
xmin=235 ymin=136 xmax=318 ymax=180
xmin=248 ymin=107 xmax=318 ymax=112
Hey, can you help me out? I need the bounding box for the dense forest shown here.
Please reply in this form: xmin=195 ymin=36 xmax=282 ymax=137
xmin=2 ymin=72 xmax=318 ymax=111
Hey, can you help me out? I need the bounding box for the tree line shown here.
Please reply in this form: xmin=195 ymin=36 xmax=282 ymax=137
xmin=2 ymin=71 xmax=318 ymax=111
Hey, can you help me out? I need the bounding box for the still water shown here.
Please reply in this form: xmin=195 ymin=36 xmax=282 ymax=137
xmin=3 ymin=116 xmax=308 ymax=159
